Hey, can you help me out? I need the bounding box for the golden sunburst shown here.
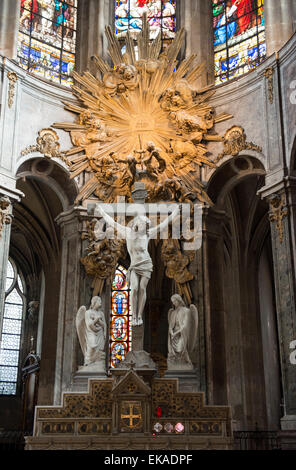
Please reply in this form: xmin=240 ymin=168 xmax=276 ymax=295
xmin=53 ymin=16 xmax=232 ymax=204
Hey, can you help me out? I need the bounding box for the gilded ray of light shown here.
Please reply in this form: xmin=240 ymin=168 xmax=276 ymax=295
xmin=53 ymin=15 xmax=232 ymax=204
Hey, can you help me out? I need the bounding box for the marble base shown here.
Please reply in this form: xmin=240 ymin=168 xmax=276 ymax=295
xmin=281 ymin=415 xmax=296 ymax=431
xmin=165 ymin=369 xmax=199 ymax=392
xmin=132 ymin=324 xmax=144 ymax=351
xmin=116 ymin=350 xmax=157 ymax=370
xmin=71 ymin=369 xmax=107 ymax=392
xmin=113 ymin=350 xmax=157 ymax=383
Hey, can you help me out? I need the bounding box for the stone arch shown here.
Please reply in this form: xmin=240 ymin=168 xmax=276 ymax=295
xmin=7 ymin=157 xmax=79 ymax=407
xmin=16 ymin=157 xmax=78 ymax=211
xmin=203 ymin=154 xmax=281 ymax=430
xmin=207 ymin=155 xmax=266 ymax=207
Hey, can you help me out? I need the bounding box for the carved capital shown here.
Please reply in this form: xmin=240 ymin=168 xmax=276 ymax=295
xmin=7 ymin=72 xmax=18 ymax=108
xmin=0 ymin=196 xmax=12 ymax=239
xmin=269 ymin=193 xmax=288 ymax=244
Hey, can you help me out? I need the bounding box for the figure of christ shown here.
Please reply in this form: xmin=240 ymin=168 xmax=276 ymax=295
xmin=96 ymin=204 xmax=180 ymax=326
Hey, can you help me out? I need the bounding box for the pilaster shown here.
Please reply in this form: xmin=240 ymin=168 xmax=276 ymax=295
xmin=260 ymin=178 xmax=296 ymax=428
xmin=0 ymin=0 xmax=21 ymax=59
xmin=53 ymin=206 xmax=87 ymax=404
xmin=265 ymin=0 xmax=296 ymax=56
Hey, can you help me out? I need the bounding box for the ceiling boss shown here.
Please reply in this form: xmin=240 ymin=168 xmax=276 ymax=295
xmin=53 ymin=15 xmax=232 ymax=205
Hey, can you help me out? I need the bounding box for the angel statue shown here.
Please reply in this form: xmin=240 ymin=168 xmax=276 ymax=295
xmin=167 ymin=294 xmax=198 ymax=370
xmin=76 ymin=296 xmax=107 ymax=372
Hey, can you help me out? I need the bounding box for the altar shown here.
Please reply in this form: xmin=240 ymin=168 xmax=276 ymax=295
xmin=26 ymin=367 xmax=233 ymax=450
xmin=26 ymin=16 xmax=235 ymax=450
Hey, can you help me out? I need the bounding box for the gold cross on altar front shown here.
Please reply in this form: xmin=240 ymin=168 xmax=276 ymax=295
xmin=121 ymin=403 xmax=142 ymax=427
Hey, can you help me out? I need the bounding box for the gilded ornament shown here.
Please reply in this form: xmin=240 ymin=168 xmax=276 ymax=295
xmin=7 ymin=72 xmax=18 ymax=108
xmin=21 ymin=128 xmax=69 ymax=164
xmin=216 ymin=126 xmax=262 ymax=162
xmin=269 ymin=193 xmax=288 ymax=244
xmin=264 ymin=67 xmax=274 ymax=105
xmin=52 ymin=17 xmax=232 ymax=205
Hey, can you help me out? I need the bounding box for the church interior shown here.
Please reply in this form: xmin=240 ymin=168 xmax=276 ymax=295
xmin=0 ymin=0 xmax=295 ymax=451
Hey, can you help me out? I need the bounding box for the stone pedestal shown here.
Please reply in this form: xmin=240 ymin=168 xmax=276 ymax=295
xmin=281 ymin=416 xmax=296 ymax=431
xmin=71 ymin=370 xmax=107 ymax=392
xmin=132 ymin=324 xmax=144 ymax=351
xmin=165 ymin=369 xmax=199 ymax=393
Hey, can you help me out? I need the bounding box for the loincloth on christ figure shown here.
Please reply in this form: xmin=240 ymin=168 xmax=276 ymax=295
xmin=127 ymin=258 xmax=153 ymax=283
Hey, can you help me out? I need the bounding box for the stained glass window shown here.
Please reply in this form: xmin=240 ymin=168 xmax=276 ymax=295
xmin=0 ymin=259 xmax=25 ymax=395
xmin=212 ymin=0 xmax=266 ymax=84
xmin=17 ymin=0 xmax=77 ymax=87
xmin=115 ymin=1 xmax=176 ymax=43
xmin=110 ymin=265 xmax=132 ymax=368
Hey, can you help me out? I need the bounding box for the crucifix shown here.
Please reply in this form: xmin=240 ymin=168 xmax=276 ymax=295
xmin=93 ymin=182 xmax=180 ymax=353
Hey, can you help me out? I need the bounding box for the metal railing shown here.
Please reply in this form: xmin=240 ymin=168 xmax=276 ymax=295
xmin=0 ymin=431 xmax=25 ymax=451
xmin=234 ymin=431 xmax=280 ymax=450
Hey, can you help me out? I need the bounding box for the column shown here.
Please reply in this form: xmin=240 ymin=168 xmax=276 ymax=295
xmin=53 ymin=207 xmax=86 ymax=404
xmin=202 ymin=207 xmax=228 ymax=406
xmin=0 ymin=186 xmax=22 ymax=338
xmin=181 ymin=0 xmax=215 ymax=87
xmin=262 ymin=179 xmax=296 ymax=429
xmin=76 ymin=0 xmax=112 ymax=74
xmin=265 ymin=0 xmax=296 ymax=56
xmin=0 ymin=0 xmax=21 ymax=59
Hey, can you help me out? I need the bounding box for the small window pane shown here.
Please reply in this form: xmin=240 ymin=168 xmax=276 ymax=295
xmin=4 ymin=303 xmax=23 ymax=320
xmin=6 ymin=260 xmax=14 ymax=279
xmin=0 ymin=366 xmax=18 ymax=382
xmin=0 ymin=349 xmax=19 ymax=367
xmin=1 ymin=334 xmax=21 ymax=350
xmin=0 ymin=382 xmax=17 ymax=395
xmin=2 ymin=318 xmax=22 ymax=335
xmin=6 ymin=290 xmax=23 ymax=305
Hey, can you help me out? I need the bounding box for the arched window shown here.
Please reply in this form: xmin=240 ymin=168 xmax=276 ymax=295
xmin=212 ymin=0 xmax=266 ymax=84
xmin=110 ymin=265 xmax=131 ymax=368
xmin=0 ymin=259 xmax=26 ymax=395
xmin=115 ymin=1 xmax=176 ymax=45
xmin=17 ymin=1 xmax=77 ymax=87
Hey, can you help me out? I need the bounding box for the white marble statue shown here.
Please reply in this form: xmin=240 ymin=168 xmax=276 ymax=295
xmin=76 ymin=296 xmax=106 ymax=371
xmin=96 ymin=204 xmax=180 ymax=326
xmin=167 ymin=294 xmax=198 ymax=370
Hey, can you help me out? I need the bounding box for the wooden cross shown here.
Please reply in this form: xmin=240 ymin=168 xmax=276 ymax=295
xmin=121 ymin=403 xmax=142 ymax=428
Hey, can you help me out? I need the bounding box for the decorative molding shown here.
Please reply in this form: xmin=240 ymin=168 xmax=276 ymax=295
xmin=21 ymin=128 xmax=69 ymax=164
xmin=0 ymin=196 xmax=12 ymax=238
xmin=7 ymin=72 xmax=18 ymax=108
xmin=215 ymin=126 xmax=262 ymax=163
xmin=264 ymin=67 xmax=274 ymax=105
xmin=269 ymin=193 xmax=288 ymax=244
